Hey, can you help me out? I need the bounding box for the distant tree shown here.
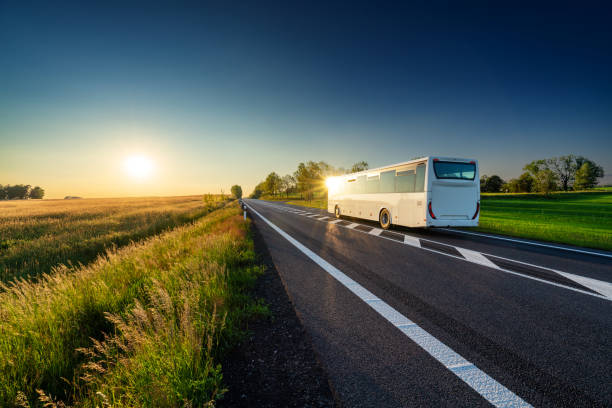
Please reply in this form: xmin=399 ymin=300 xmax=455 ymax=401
xmin=547 ymin=155 xmax=576 ymax=191
xmin=516 ymin=172 xmax=535 ymax=192
xmin=523 ymin=159 xmax=549 ymax=179
xmin=533 ymin=169 xmax=558 ymax=195
xmin=6 ymin=184 xmax=31 ymax=199
xmin=526 ymin=155 xmax=603 ymax=191
xmin=294 ymin=161 xmax=325 ymax=201
xmin=281 ymin=174 xmax=296 ymax=197
xmin=574 ymin=156 xmax=604 ymax=188
xmin=502 ymin=172 xmax=535 ymax=193
xmin=0 ymin=185 xmax=6 ymax=200
xmin=29 ymin=186 xmax=45 ymax=199
xmin=350 ymin=161 xmax=369 ymax=173
xmin=230 ymin=185 xmax=242 ymax=199
xmin=264 ymin=172 xmax=282 ymax=197
xmin=480 ymin=175 xmax=504 ymax=193
xmin=574 ymin=162 xmax=599 ymax=190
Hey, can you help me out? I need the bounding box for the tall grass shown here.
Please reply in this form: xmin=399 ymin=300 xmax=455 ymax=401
xmin=477 ymin=192 xmax=612 ymax=250
xmin=0 ymin=202 xmax=265 ymax=407
xmin=0 ymin=196 xmax=226 ymax=282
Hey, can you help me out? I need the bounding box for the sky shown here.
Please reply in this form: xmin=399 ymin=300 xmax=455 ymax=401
xmin=1 ymin=1 xmax=611 ymax=198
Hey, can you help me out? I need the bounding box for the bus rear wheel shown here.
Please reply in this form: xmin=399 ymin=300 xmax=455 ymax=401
xmin=379 ymin=209 xmax=391 ymax=230
xmin=334 ymin=205 xmax=341 ymax=218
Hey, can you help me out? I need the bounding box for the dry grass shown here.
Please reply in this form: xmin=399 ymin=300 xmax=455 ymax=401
xmin=0 ymin=203 xmax=265 ymax=407
xmin=0 ymin=196 xmax=226 ymax=282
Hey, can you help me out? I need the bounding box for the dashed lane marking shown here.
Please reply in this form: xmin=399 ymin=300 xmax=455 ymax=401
xmin=252 ymin=201 xmax=611 ymax=301
xmin=245 ymin=202 xmax=532 ymax=408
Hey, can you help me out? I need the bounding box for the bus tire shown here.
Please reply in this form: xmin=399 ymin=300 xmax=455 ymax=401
xmin=379 ymin=208 xmax=391 ymax=230
xmin=334 ymin=205 xmax=341 ymax=218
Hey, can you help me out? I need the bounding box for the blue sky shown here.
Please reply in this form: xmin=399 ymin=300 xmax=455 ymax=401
xmin=1 ymin=1 xmax=611 ymax=197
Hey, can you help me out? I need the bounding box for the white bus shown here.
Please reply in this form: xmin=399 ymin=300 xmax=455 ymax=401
xmin=326 ymin=157 xmax=480 ymax=229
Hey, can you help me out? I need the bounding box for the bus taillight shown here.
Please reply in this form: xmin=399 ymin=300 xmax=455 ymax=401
xmin=472 ymin=202 xmax=480 ymax=219
xmin=428 ymin=201 xmax=436 ymax=219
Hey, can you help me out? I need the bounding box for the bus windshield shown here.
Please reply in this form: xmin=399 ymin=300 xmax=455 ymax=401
xmin=433 ymin=161 xmax=475 ymax=180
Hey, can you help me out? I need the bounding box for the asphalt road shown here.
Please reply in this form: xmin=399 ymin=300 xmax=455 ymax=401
xmin=243 ymin=199 xmax=612 ymax=408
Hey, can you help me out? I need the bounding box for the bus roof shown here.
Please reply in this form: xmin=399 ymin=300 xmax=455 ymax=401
xmin=336 ymin=156 xmax=477 ymax=179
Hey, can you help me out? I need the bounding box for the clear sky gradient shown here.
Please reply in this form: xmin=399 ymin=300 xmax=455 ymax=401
xmin=1 ymin=1 xmax=611 ymax=198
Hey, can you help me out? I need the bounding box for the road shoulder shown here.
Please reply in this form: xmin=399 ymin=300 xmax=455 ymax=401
xmin=219 ymin=216 xmax=337 ymax=408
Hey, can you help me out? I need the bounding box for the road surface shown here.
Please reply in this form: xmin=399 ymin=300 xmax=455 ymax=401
xmin=243 ymin=199 xmax=611 ymax=408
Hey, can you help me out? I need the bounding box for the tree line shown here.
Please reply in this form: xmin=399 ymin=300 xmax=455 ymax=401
xmin=0 ymin=184 xmax=45 ymax=200
xmin=250 ymin=160 xmax=369 ymax=200
xmin=480 ymin=155 xmax=604 ymax=193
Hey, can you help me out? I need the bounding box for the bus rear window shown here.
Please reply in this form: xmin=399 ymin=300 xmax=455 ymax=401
xmin=433 ymin=161 xmax=475 ymax=180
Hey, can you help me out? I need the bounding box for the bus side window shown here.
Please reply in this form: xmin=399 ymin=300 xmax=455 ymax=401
xmin=346 ymin=179 xmax=355 ymax=194
xmin=356 ymin=175 xmax=367 ymax=194
xmin=380 ymin=170 xmax=395 ymax=193
xmin=366 ymin=175 xmax=380 ymax=193
xmin=396 ymin=169 xmax=416 ymax=192
xmin=415 ymin=164 xmax=426 ymax=192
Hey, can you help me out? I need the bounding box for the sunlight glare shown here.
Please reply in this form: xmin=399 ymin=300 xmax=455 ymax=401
xmin=123 ymin=155 xmax=154 ymax=180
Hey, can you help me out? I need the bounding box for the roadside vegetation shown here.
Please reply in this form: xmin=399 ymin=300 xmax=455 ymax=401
xmin=477 ymin=191 xmax=612 ymax=250
xmin=0 ymin=195 xmax=227 ymax=282
xmin=0 ymin=202 xmax=266 ymax=407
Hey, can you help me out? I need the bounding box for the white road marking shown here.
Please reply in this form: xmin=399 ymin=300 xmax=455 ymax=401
xmin=557 ymin=272 xmax=612 ymax=299
xmin=318 ymin=216 xmax=330 ymax=221
xmin=456 ymin=247 xmax=500 ymax=269
xmin=369 ymin=228 xmax=383 ymax=236
xmin=261 ymin=201 xmax=611 ymax=301
xmin=245 ymin=202 xmax=532 ymax=408
xmin=404 ymin=235 xmax=421 ymax=247
xmin=440 ymin=228 xmax=612 ymax=259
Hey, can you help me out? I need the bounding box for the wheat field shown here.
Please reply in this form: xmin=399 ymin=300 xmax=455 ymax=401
xmin=0 ymin=196 xmax=225 ymax=282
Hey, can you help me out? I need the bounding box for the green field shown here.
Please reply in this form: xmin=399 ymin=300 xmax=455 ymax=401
xmin=270 ymin=192 xmax=612 ymax=251
xmin=477 ymin=192 xmax=612 ymax=250
xmin=0 ymin=201 xmax=265 ymax=407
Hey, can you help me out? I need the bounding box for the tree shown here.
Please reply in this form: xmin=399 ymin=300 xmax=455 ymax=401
xmin=230 ymin=185 xmax=242 ymax=199
xmin=574 ymin=162 xmax=599 ymax=190
xmin=6 ymin=184 xmax=31 ymax=199
xmin=480 ymin=175 xmax=504 ymax=193
xmin=0 ymin=185 xmax=6 ymax=200
xmin=502 ymin=172 xmax=535 ymax=193
xmin=547 ymin=155 xmax=576 ymax=191
xmin=264 ymin=172 xmax=282 ymax=197
xmin=281 ymin=174 xmax=296 ymax=197
xmin=250 ymin=183 xmax=264 ymax=199
xmin=29 ymin=186 xmax=45 ymax=199
xmin=350 ymin=161 xmax=369 ymax=173
xmin=574 ymin=156 xmax=604 ymax=188
xmin=533 ymin=169 xmax=558 ymax=195
xmin=294 ymin=161 xmax=324 ymax=201
xmin=523 ymin=159 xmax=548 ymax=179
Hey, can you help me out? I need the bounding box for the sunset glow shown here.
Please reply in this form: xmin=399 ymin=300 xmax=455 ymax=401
xmin=123 ymin=155 xmax=154 ymax=180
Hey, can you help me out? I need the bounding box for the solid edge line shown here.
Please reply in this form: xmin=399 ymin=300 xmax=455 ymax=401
xmin=261 ymin=201 xmax=610 ymax=301
xmin=245 ymin=202 xmax=532 ymax=408
xmin=440 ymin=228 xmax=612 ymax=259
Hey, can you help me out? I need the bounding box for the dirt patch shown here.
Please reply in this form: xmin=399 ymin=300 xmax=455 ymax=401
xmin=219 ymin=218 xmax=337 ymax=408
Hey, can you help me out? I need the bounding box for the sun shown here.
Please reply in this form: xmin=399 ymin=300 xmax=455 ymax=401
xmin=123 ymin=155 xmax=154 ymax=179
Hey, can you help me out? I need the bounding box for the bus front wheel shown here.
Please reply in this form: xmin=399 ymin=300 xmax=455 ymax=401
xmin=334 ymin=205 xmax=341 ymax=218
xmin=379 ymin=209 xmax=391 ymax=230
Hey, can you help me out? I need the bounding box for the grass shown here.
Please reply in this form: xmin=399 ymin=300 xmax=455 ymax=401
xmin=261 ymin=193 xmax=328 ymax=210
xmin=0 ymin=196 xmax=227 ymax=282
xmin=477 ymin=191 xmax=612 ymax=250
xmin=0 ymin=201 xmax=266 ymax=407
xmin=270 ymin=191 xmax=612 ymax=251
